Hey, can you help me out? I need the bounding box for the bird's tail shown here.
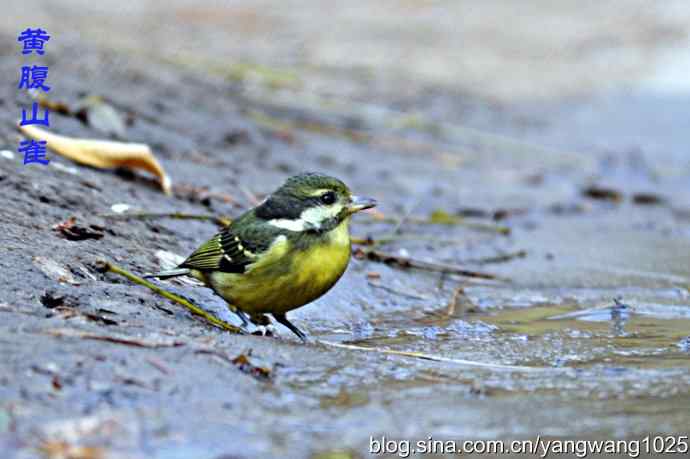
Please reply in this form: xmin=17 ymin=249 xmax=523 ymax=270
xmin=143 ymin=268 xmax=191 ymax=279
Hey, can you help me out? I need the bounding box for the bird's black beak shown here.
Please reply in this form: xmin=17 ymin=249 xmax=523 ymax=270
xmin=348 ymin=195 xmax=377 ymax=213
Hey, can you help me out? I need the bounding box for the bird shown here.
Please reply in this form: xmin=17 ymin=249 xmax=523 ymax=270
xmin=146 ymin=172 xmax=376 ymax=341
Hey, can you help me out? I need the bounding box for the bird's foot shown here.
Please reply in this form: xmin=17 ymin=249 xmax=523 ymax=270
xmin=272 ymin=313 xmax=310 ymax=343
xmin=248 ymin=313 xmax=272 ymax=327
xmin=250 ymin=324 xmax=276 ymax=337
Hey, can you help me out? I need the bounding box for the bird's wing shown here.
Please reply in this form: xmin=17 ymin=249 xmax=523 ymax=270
xmin=179 ymin=222 xmax=281 ymax=274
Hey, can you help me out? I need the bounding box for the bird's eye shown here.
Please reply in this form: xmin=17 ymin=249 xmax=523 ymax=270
xmin=320 ymin=191 xmax=336 ymax=205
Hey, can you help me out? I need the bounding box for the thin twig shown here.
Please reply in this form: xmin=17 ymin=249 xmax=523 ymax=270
xmin=240 ymin=185 xmax=262 ymax=207
xmin=146 ymin=357 xmax=172 ymax=375
xmin=388 ymin=196 xmax=422 ymax=237
xmin=367 ymin=281 xmax=432 ymax=300
xmin=317 ymin=340 xmax=553 ymax=372
xmin=351 ymin=236 xmax=373 ymax=245
xmin=46 ymin=328 xmax=185 ymax=348
xmin=463 ymin=250 xmax=527 ymax=265
xmin=96 ymin=260 xmax=244 ymax=334
xmin=360 ymin=249 xmax=506 ymax=281
xmin=352 ymin=233 xmax=474 ymax=248
xmin=98 ymin=212 xmax=232 ymax=227
xmin=446 ymin=286 xmax=465 ymax=316
xmin=360 ymin=215 xmax=510 ymax=235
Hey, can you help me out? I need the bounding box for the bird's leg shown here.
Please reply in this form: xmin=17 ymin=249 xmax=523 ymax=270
xmin=230 ymin=306 xmax=275 ymax=336
xmin=248 ymin=313 xmax=271 ymax=326
xmin=248 ymin=312 xmax=275 ymax=336
xmin=272 ymin=312 xmax=308 ymax=342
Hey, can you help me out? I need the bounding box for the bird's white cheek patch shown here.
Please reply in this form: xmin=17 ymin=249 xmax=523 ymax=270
xmin=268 ymin=204 xmax=344 ymax=231
xmin=301 ymin=204 xmax=342 ymax=226
xmin=267 ymin=218 xmax=308 ymax=231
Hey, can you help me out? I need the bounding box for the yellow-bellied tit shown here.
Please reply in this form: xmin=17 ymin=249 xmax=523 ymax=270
xmin=147 ymin=172 xmax=376 ymax=341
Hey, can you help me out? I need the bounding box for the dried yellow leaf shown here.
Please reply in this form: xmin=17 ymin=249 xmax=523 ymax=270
xmin=38 ymin=440 xmax=105 ymax=459
xmin=19 ymin=124 xmax=171 ymax=195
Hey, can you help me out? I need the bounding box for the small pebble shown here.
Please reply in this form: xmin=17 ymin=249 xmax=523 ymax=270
xmin=111 ymin=203 xmax=130 ymax=213
xmin=678 ymin=336 xmax=690 ymax=352
xmin=51 ymin=162 xmax=79 ymax=175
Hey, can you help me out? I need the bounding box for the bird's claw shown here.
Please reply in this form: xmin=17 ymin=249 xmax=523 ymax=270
xmin=250 ymin=324 xmax=276 ymax=337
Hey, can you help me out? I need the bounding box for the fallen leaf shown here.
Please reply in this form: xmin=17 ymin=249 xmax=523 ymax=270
xmin=231 ymin=353 xmax=272 ymax=381
xmin=34 ymin=92 xmax=72 ymax=115
xmin=53 ymin=217 xmax=104 ymax=241
xmin=18 ymin=124 xmax=171 ymax=195
xmin=41 ymin=290 xmax=80 ymax=309
xmin=583 ymin=186 xmax=622 ymax=202
xmin=429 ymin=209 xmax=460 ymax=224
xmin=38 ymin=440 xmax=105 ymax=459
xmin=196 ymin=349 xmax=273 ymax=381
xmin=632 ymin=192 xmax=665 ymax=206
xmin=34 ymin=257 xmax=79 ymax=285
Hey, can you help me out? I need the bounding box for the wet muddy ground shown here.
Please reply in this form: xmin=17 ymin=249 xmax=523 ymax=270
xmin=1 ymin=1 xmax=690 ymax=458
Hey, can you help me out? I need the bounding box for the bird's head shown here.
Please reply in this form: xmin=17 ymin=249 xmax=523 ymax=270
xmin=255 ymin=172 xmax=377 ymax=232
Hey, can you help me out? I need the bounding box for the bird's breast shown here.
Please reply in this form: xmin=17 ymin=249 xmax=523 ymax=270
xmin=292 ymin=220 xmax=351 ymax=292
xmin=210 ymin=219 xmax=352 ymax=314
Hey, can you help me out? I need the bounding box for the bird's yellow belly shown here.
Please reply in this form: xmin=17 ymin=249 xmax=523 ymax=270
xmin=207 ymin=221 xmax=351 ymax=314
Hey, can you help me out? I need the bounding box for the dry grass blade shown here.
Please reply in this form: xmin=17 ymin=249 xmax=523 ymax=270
xmin=46 ymin=328 xmax=185 ymax=348
xmin=360 ymin=214 xmax=511 ymax=235
xmin=318 ymin=340 xmax=555 ymax=372
xmin=99 ymin=211 xmax=232 ymax=227
xmin=18 ymin=124 xmax=171 ymax=195
xmin=464 ymin=250 xmax=527 ymax=265
xmin=96 ymin=260 xmax=244 ymax=334
xmin=445 ymin=286 xmax=466 ymax=316
xmin=359 ymin=249 xmax=505 ymax=281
